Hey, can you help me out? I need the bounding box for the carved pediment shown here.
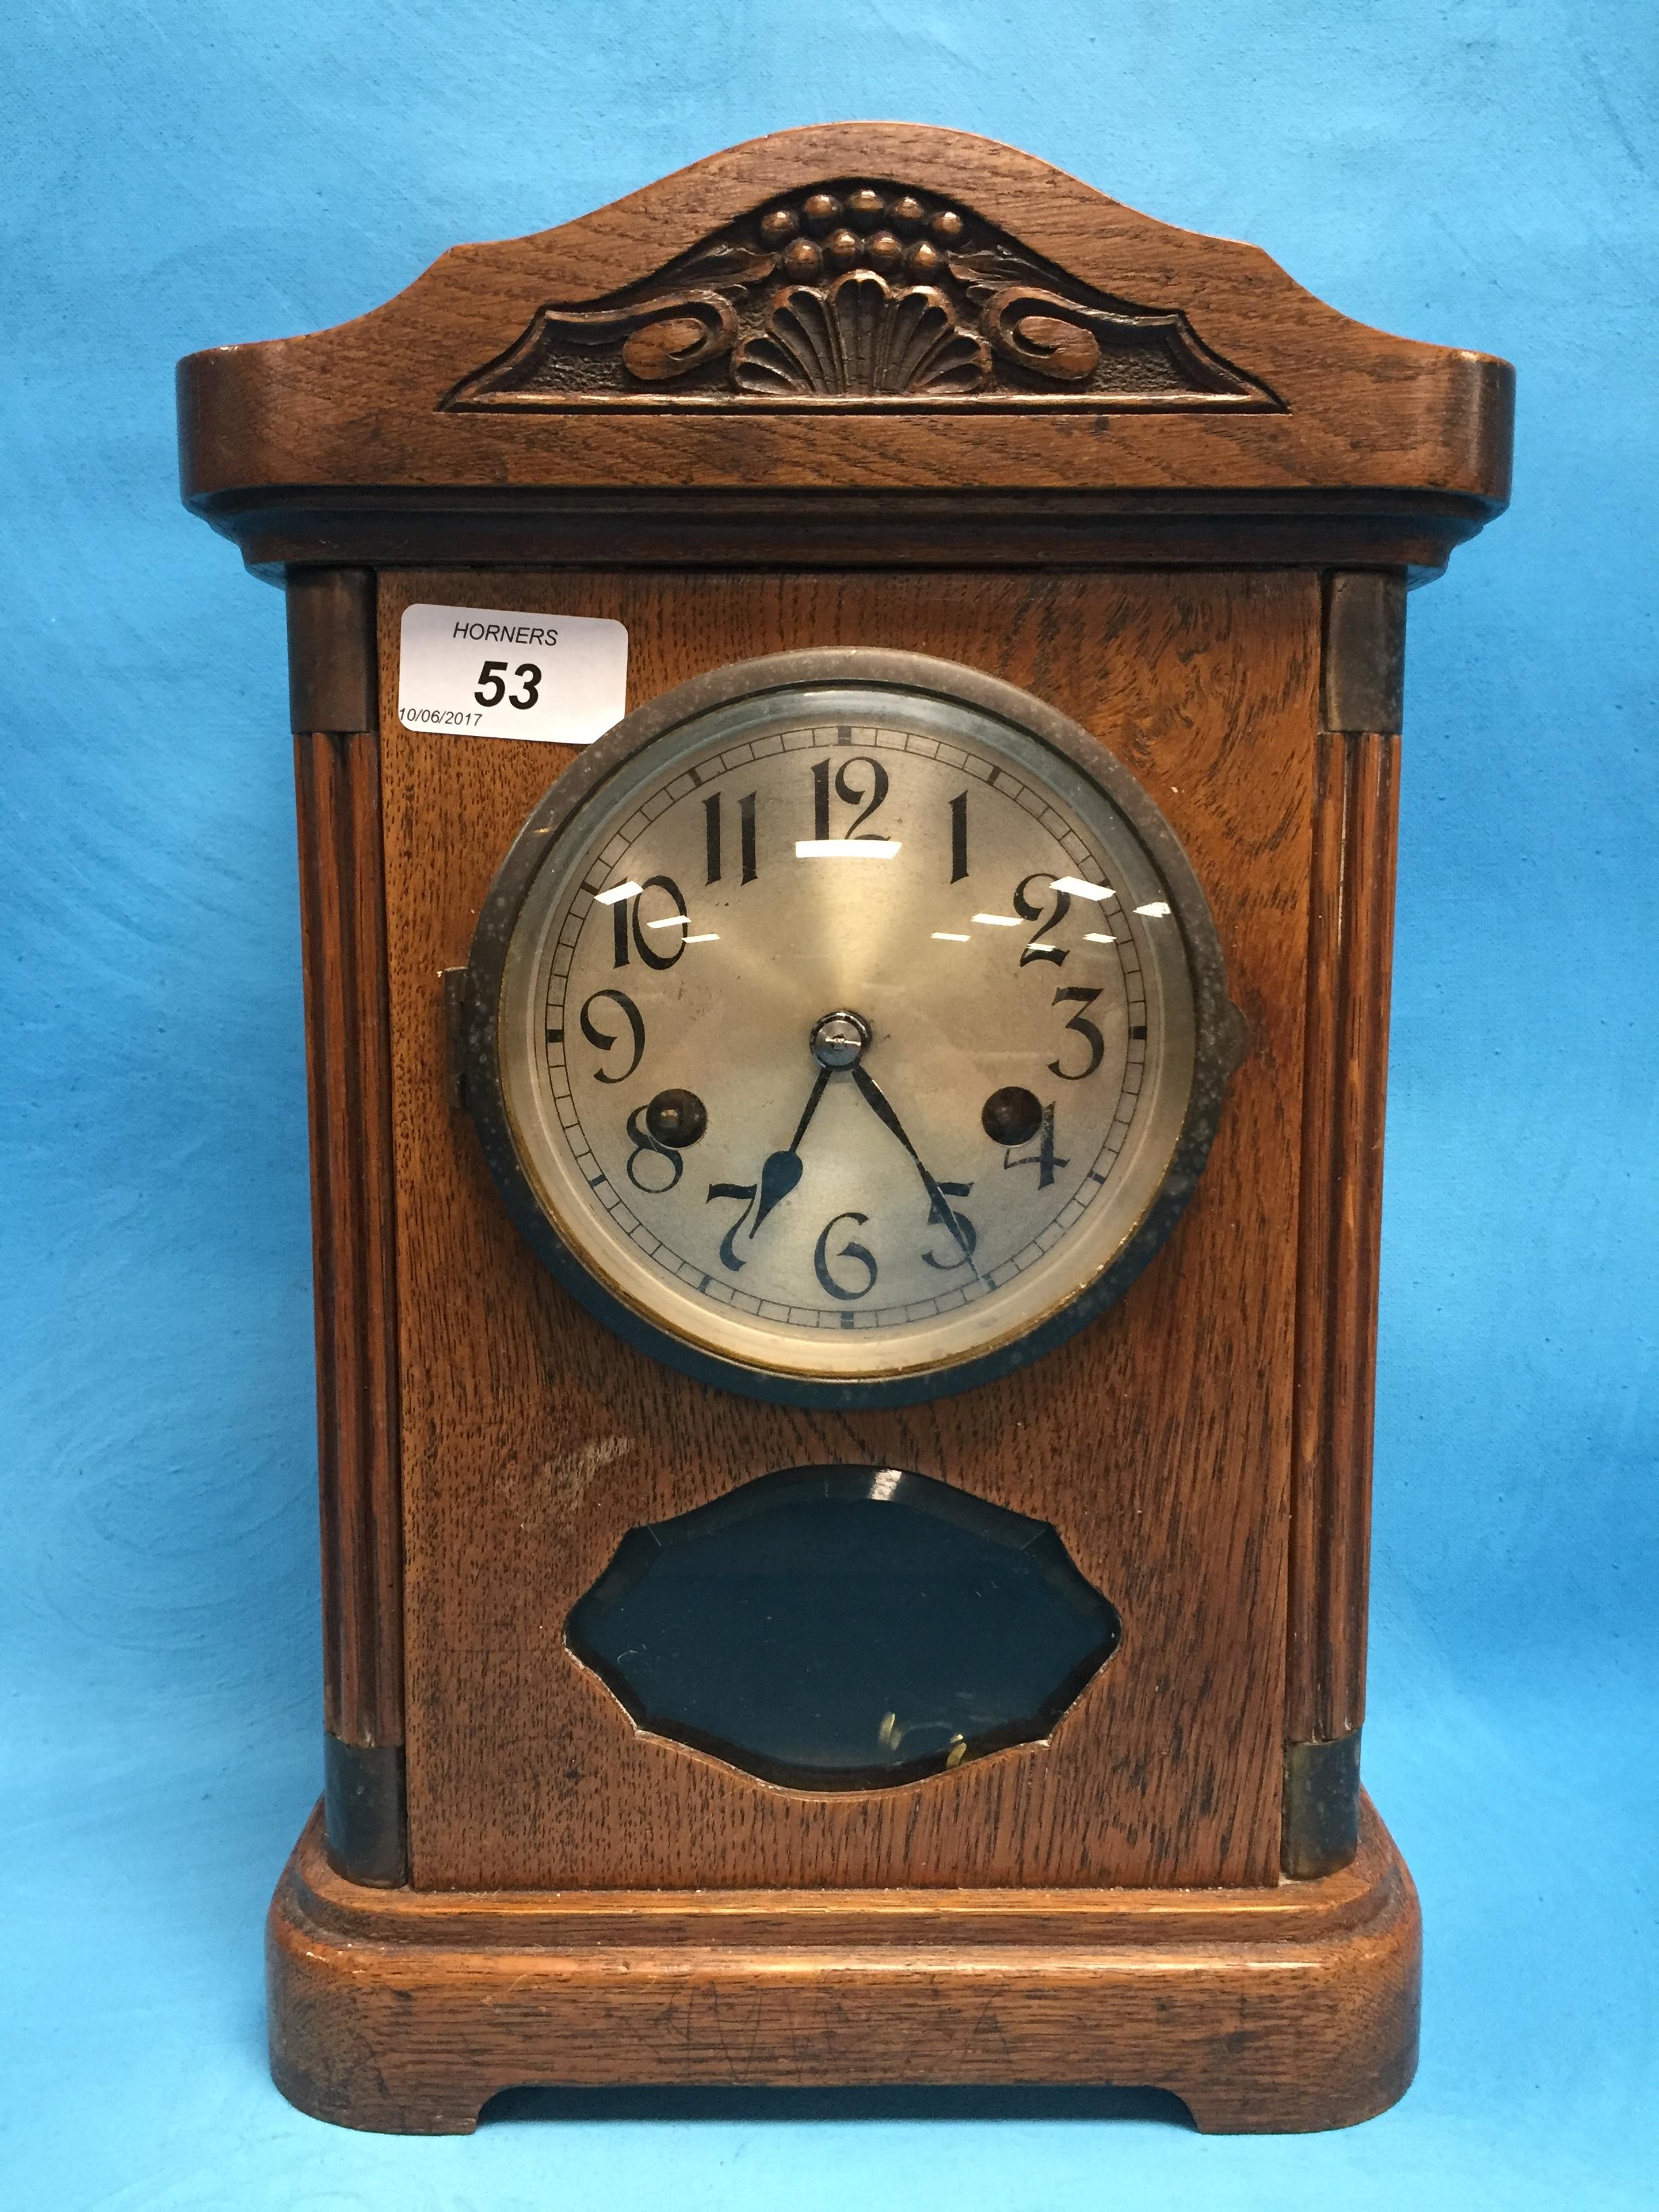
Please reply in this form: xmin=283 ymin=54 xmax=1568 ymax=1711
xmin=441 ymin=178 xmax=1281 ymax=413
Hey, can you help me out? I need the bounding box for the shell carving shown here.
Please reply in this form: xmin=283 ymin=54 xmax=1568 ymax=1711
xmin=733 ymin=272 xmax=989 ymax=397
xmin=441 ymin=179 xmax=1280 ymax=413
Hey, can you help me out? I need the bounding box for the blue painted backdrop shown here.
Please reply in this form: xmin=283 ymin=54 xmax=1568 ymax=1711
xmin=3 ymin=3 xmax=1654 ymax=2205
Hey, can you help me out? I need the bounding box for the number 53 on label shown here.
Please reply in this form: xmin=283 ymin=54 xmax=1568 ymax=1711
xmin=398 ymin=602 xmax=628 ymax=745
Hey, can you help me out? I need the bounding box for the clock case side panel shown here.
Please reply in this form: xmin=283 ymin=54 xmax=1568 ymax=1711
xmin=287 ymin=567 xmax=410 ymax=1888
xmin=1284 ymin=572 xmax=1404 ymax=1879
xmin=281 ymin=559 xmax=1395 ymax=1891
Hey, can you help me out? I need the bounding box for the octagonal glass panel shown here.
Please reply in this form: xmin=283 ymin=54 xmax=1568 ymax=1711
xmin=565 ymin=1464 xmax=1122 ymax=1791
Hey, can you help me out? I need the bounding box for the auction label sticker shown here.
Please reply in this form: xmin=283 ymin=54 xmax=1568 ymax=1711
xmin=398 ymin=603 xmax=628 ymax=744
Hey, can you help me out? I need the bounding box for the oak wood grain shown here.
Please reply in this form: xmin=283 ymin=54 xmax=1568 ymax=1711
xmin=171 ymin=125 xmax=1507 ymax=2132
xmin=267 ymin=1795 xmax=1420 ymax=2134
xmin=203 ymin=488 xmax=1494 ymax=585
xmin=376 ymin=564 xmax=1317 ymax=1891
xmin=1288 ymin=730 xmax=1400 ymax=1742
xmin=295 ymin=732 xmax=404 ymax=1746
xmin=178 ymin=125 xmax=1510 ymax=522
xmin=287 ymin=569 xmax=377 ymax=735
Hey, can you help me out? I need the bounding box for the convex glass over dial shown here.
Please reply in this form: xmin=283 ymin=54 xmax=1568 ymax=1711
xmin=462 ymin=651 xmax=1239 ymax=1405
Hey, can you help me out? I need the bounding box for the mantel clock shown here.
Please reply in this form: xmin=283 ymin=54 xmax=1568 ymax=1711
xmin=178 ymin=125 xmax=1512 ymax=2133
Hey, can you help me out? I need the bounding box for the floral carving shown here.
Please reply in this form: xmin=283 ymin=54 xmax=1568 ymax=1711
xmin=441 ymin=180 xmax=1279 ymax=413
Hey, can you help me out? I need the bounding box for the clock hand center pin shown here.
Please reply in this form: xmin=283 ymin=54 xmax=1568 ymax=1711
xmin=808 ymin=1009 xmax=871 ymax=1071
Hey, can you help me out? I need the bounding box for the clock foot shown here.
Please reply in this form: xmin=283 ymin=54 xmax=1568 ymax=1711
xmin=266 ymin=1797 xmax=1419 ymax=2136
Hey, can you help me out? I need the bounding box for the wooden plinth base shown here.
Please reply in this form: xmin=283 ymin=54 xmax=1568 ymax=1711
xmin=268 ymin=1798 xmax=1419 ymax=2135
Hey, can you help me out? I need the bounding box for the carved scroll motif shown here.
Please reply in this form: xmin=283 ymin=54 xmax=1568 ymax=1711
xmin=509 ymin=293 xmax=739 ymax=384
xmin=441 ymin=182 xmax=1280 ymax=412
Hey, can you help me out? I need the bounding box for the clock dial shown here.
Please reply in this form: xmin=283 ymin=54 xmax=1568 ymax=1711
xmin=470 ymin=655 xmax=1235 ymax=1404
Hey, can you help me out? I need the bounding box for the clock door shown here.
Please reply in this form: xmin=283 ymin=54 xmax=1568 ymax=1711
xmin=375 ymin=562 xmax=1319 ymax=1891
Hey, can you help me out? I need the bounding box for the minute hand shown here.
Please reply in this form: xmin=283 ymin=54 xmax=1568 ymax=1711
xmin=847 ymin=1065 xmax=983 ymax=1281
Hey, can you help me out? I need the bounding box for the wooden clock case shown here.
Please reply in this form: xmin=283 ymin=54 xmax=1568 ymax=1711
xmin=177 ymin=124 xmax=1512 ymax=2134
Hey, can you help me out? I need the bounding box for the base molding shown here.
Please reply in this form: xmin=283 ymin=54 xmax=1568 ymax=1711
xmin=268 ymin=1797 xmax=1419 ymax=2135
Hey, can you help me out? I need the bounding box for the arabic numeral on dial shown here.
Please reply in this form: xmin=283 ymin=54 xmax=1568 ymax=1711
xmin=739 ymin=792 xmax=758 ymax=880
xmin=811 ymin=753 xmax=890 ymax=840
xmin=611 ymin=874 xmax=689 ymax=969
xmin=920 ymin=1181 xmax=977 ymax=1271
xmin=813 ymin=1211 xmax=878 ymax=1300
xmin=625 ymin=1105 xmax=682 ymax=1193
xmin=1049 ymin=986 xmax=1105 ymax=1079
xmin=704 ymin=790 xmax=758 ymax=884
xmin=840 ymin=756 xmax=888 ymax=837
xmin=703 ymin=793 xmax=720 ymax=883
xmin=705 ymin=1181 xmax=757 ymax=1271
xmin=577 ymin=989 xmax=645 ymax=1084
xmin=1012 ymin=873 xmax=1071 ymax=966
xmin=1004 ymin=1101 xmax=1068 ymax=1189
xmin=949 ymin=790 xmax=968 ymax=881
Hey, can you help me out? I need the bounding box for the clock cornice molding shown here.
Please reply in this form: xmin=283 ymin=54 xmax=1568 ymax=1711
xmin=177 ymin=122 xmax=1513 ymax=581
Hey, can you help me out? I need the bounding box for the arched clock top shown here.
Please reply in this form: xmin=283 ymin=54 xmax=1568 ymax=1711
xmin=177 ymin=122 xmax=1512 ymax=579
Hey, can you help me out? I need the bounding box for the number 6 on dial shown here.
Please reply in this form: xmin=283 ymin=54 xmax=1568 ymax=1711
xmin=460 ymin=649 xmax=1245 ymax=1407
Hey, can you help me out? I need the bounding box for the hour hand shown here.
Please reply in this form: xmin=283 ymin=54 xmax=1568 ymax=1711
xmin=749 ymin=1065 xmax=831 ymax=1236
xmin=750 ymin=1148 xmax=804 ymax=1235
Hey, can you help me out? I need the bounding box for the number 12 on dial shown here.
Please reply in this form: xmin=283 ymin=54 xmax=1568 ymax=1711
xmin=464 ymin=651 xmax=1239 ymax=1406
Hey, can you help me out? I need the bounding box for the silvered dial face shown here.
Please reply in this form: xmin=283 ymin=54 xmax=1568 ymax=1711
xmin=486 ymin=672 xmax=1214 ymax=1400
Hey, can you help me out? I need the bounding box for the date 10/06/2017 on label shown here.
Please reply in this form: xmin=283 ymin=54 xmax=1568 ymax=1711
xmin=397 ymin=603 xmax=630 ymax=745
